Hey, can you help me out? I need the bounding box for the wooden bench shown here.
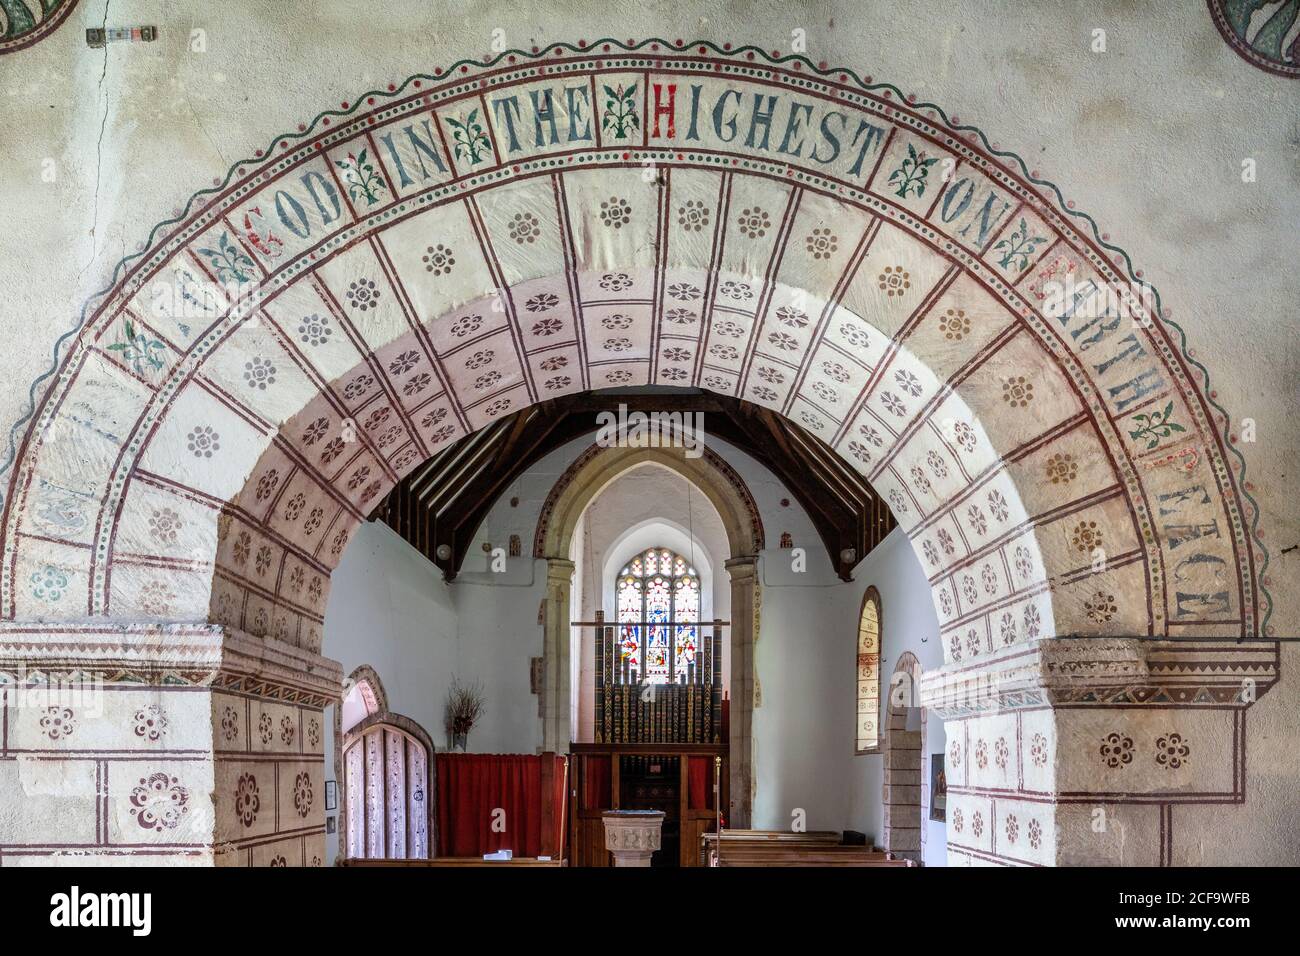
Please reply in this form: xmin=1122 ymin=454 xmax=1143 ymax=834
xmin=702 ymin=829 xmax=917 ymax=867
xmin=340 ymin=856 xmax=566 ymax=867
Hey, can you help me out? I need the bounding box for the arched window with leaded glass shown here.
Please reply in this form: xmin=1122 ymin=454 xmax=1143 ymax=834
xmin=615 ymin=547 xmax=701 ymax=684
xmin=856 ymin=587 xmax=881 ymax=754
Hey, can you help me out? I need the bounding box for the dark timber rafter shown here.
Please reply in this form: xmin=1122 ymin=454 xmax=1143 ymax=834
xmin=370 ymin=392 xmax=897 ymax=581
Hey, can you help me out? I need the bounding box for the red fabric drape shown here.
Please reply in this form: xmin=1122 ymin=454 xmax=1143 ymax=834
xmin=435 ymin=753 xmax=565 ymax=857
xmin=584 ymin=755 xmax=612 ymax=809
xmin=687 ymin=756 xmax=712 ymax=810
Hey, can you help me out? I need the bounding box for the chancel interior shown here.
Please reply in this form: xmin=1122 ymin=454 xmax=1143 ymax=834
xmin=0 ymin=1 xmax=1295 ymax=869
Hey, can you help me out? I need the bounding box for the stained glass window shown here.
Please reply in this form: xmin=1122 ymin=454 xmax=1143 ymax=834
xmin=615 ymin=547 xmax=701 ymax=684
xmin=856 ymin=587 xmax=881 ymax=754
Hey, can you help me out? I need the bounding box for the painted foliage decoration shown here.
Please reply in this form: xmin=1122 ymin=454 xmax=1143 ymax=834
xmin=1207 ymin=0 xmax=1300 ymax=77
xmin=0 ymin=0 xmax=78 ymax=54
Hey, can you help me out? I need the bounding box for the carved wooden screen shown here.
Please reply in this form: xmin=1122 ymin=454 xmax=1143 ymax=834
xmin=343 ymin=723 xmax=430 ymax=860
xmin=856 ymin=587 xmax=881 ymax=754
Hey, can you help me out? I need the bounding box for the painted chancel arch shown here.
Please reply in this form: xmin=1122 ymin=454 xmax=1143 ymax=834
xmin=1 ymin=40 xmax=1269 ymax=673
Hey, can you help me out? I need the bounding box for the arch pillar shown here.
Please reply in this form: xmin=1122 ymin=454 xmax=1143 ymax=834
xmin=725 ymin=556 xmax=759 ymax=829
xmin=541 ymin=558 xmax=576 ymax=753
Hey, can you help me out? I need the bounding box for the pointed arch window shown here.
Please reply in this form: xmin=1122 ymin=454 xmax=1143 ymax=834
xmin=615 ymin=547 xmax=700 ymax=684
xmin=856 ymin=587 xmax=881 ymax=754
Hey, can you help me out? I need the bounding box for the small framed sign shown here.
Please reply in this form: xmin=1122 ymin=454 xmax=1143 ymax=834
xmin=325 ymin=780 xmax=338 ymax=812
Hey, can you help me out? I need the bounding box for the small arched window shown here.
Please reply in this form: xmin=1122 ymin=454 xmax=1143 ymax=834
xmin=615 ymin=547 xmax=701 ymax=684
xmin=856 ymin=587 xmax=881 ymax=754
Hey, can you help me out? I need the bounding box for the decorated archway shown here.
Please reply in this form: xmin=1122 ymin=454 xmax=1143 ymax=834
xmin=0 ymin=40 xmax=1272 ymax=866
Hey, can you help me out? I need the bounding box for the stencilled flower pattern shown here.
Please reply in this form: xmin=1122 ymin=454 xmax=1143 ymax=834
xmin=451 ymin=314 xmax=484 ymax=337
xmin=346 ymin=278 xmax=380 ymax=311
xmin=544 ymin=375 xmax=572 ymax=390
xmin=294 ymin=771 xmax=313 ymax=818
xmin=319 ymin=437 xmax=346 ymax=466
xmin=1155 ymin=734 xmax=1189 ymax=770
xmin=133 ymin=704 xmax=168 ymax=742
xmin=805 ymin=228 xmax=837 ymax=258
xmin=971 ymin=811 xmax=984 ymax=838
xmin=243 ymin=357 xmax=277 ymax=391
xmin=677 ymin=200 xmax=709 ymax=231
xmin=968 ymin=505 xmax=988 ymax=537
xmin=880 ymin=391 xmax=907 ymax=416
xmin=922 ymin=540 xmax=940 ymax=566
xmin=256 ymin=469 xmax=280 ymax=501
xmin=1045 ymin=452 xmax=1078 ymax=484
xmin=1100 ymin=732 xmax=1134 ymax=768
xmin=484 ymin=398 xmax=512 ymax=417
xmin=877 ymin=266 xmax=911 ymax=297
xmin=389 ymin=350 xmax=420 ymax=376
xmin=1030 ymin=732 xmax=1048 ymax=767
xmin=221 ymin=706 xmax=239 ymax=743
xmin=1085 ymin=591 xmax=1117 ymax=624
xmin=599 ymin=196 xmax=631 ymax=228
xmin=757 ymin=366 xmax=785 ymax=385
xmin=187 ymin=425 xmax=220 ymax=458
xmin=887 ymin=488 xmax=908 ymax=514
xmin=283 ymin=493 xmax=307 ymax=522
xmin=601 ymin=313 xmax=632 ymax=331
xmin=953 ymin=808 xmax=964 ymax=833
xmin=894 ymin=369 xmax=922 ymax=397
xmin=751 ymin=385 xmax=777 ymax=402
xmin=421 ymin=407 xmax=448 ymax=430
xmin=509 ymin=211 xmax=539 ymax=244
xmin=949 ymin=740 xmax=962 ymax=769
xmin=403 ymin=372 xmax=431 ymax=396
xmin=473 ymin=371 xmax=502 ymax=390
xmin=941 ymin=592 xmax=956 ymax=623
xmin=767 ymin=332 xmax=799 ymax=351
xmin=709 ymin=344 xmax=739 ymax=361
xmin=1000 ymin=612 xmax=1018 ymax=645
xmin=927 ymin=450 xmax=948 ymax=478
xmin=1014 ymin=545 xmax=1034 ymax=580
xmin=987 ymin=489 xmax=1009 ymax=523
xmin=331 ymin=528 xmax=350 ymax=556
xmin=713 ymin=319 xmax=745 ymax=338
xmin=307 ymin=717 xmax=320 ymax=748
xmin=598 ymin=272 xmax=633 ymax=292
xmin=1002 ymin=375 xmax=1034 ymax=407
xmin=539 ymin=355 xmax=569 ymax=372
xmin=280 ymin=715 xmax=295 ymax=746
xmin=465 ymin=350 xmax=495 ymax=370
xmin=1023 ymin=603 xmax=1042 ymax=639
xmin=840 ymin=322 xmax=869 ymax=347
xmin=965 ymin=628 xmax=981 ymax=658
xmin=665 ymin=308 xmax=696 ymax=324
xmin=255 ymin=544 xmax=273 ymax=576
xmin=603 ymin=337 xmax=633 ymax=353
xmin=952 ymin=421 xmax=977 ymax=452
xmin=719 ymin=280 xmax=753 ymax=300
xmin=40 ymin=706 xmax=76 ymax=740
xmin=31 ymin=565 xmax=69 ymax=603
xmin=129 ymin=773 xmax=189 ymax=832
xmin=148 ymin=507 xmax=183 ymax=544
xmin=981 ymin=563 xmax=999 ymax=596
xmin=605 ymin=369 xmax=633 ymax=385
xmin=233 ymin=530 xmax=252 ymax=566
xmin=662 ymin=346 xmax=691 ymax=363
xmin=298 ymin=313 xmax=332 ymax=347
xmin=666 ymin=282 xmax=701 ymax=301
xmin=139 ymin=580 xmax=174 ymax=616
xmin=994 ymin=736 xmax=1009 ymax=770
xmin=532 ymin=316 xmax=563 ymax=336
xmin=937 ymin=528 xmax=956 ymax=555
xmin=1005 ymin=814 xmax=1019 ymax=844
xmin=344 ymin=374 xmax=374 ymax=400
xmin=822 ymin=361 xmax=849 ymax=383
xmin=1028 ymin=818 xmax=1042 ymax=850
xmin=235 ymin=772 xmax=261 ymax=827
xmin=347 ymin=466 xmax=372 ymax=491
xmin=776 ymin=306 xmax=809 ymax=328
xmin=422 ymin=244 xmax=455 ymax=275
xmin=302 ymin=417 xmax=330 ymax=447
xmin=911 ymin=466 xmax=932 ymax=495
xmin=703 ymin=375 xmax=731 ymax=391
xmin=798 ymin=411 xmax=824 ymax=431
xmin=1071 ymin=520 xmax=1103 ymax=553
xmin=811 ymin=381 xmax=838 ymax=404
xmin=736 ymin=207 xmax=771 ymax=238
xmin=524 ymin=293 xmax=558 ymax=313
xmin=660 ymin=367 xmax=689 ymax=382
xmin=939 ymin=308 xmax=969 ymax=340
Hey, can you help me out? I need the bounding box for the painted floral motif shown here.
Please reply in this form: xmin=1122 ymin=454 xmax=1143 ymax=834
xmin=280 ymin=715 xmax=295 ymax=745
xmin=598 ymin=272 xmax=633 ymax=292
xmin=926 ymin=450 xmax=948 ymax=478
xmin=139 ymin=581 xmax=174 ymax=616
xmin=485 ymin=398 xmax=512 ymax=417
xmin=221 ymin=706 xmax=239 ymax=743
xmin=235 ymin=772 xmax=261 ymax=827
xmin=473 ymin=371 xmax=502 ymax=391
xmin=949 ymin=740 xmax=961 ymax=768
xmin=987 ymin=490 xmax=1009 ymax=523
xmin=1071 ymin=520 xmax=1103 ymax=554
xmin=704 ymin=375 xmax=731 ymax=391
xmin=994 ymin=736 xmax=1009 ymax=770
xmin=968 ymin=505 xmax=988 ymax=537
xmin=199 ymin=232 xmax=256 ymax=284
xmin=270 ymin=855 xmax=288 ymax=867
xmin=736 ymin=207 xmax=771 ymax=239
xmin=663 ymin=346 xmax=691 ymax=363
xmin=887 ymin=488 xmax=908 ymax=514
xmin=421 ymin=408 xmax=448 ymax=430
xmin=751 ymin=385 xmax=777 ymax=402
xmin=1005 ymin=813 xmax=1019 ymax=844
xmin=256 ymin=468 xmax=280 ymax=501
xmin=344 ymin=373 xmax=375 ymax=400
xmin=888 ymin=142 xmax=939 ymax=199
xmin=1002 ymin=375 xmax=1033 ymax=407
xmin=107 ymin=318 xmax=167 ymax=375
xmin=1014 ymin=545 xmax=1034 ymax=580
xmin=307 ymin=717 xmax=320 ymax=748
xmin=775 ymin=306 xmax=809 ymax=328
xmin=710 ymin=344 xmax=738 ymax=361
xmin=994 ymin=218 xmax=1048 ymax=272
xmin=965 ymin=628 xmax=981 ymax=658
xmin=464 ymin=350 xmax=494 ymax=370
xmin=331 ymin=528 xmax=351 ymax=556
xmin=346 ymin=279 xmax=380 ymax=311
xmin=877 ymin=266 xmax=911 ymax=297
xmin=666 ymin=308 xmax=696 ymax=324
xmin=1023 ymin=603 xmax=1042 ymax=639
xmin=937 ymin=529 xmax=955 ymax=555
xmin=948 ymin=633 xmax=961 ymax=659
xmin=805 ymin=228 xmax=838 ymax=259
xmin=302 ymin=417 xmax=330 ymax=447
xmin=605 ymin=370 xmax=633 ymax=385
xmin=971 ymin=811 xmax=984 ymax=838
xmin=661 ymin=367 xmax=689 ymax=382
xmin=798 ymin=411 xmax=824 ymax=431
xmin=186 ymin=425 xmax=220 ymax=458
xmin=952 ymin=808 xmax=964 ymax=833
xmin=880 ymin=391 xmax=907 ymax=416
xmin=293 ymin=771 xmax=313 ymax=818
xmin=677 ymin=200 xmax=709 ymax=231
xmin=129 ymin=773 xmax=190 ymax=832
xmin=1128 ymin=401 xmax=1186 ymax=449
xmin=952 ymin=421 xmax=977 ymax=452
xmin=422 ymin=244 xmax=455 ymax=275
xmin=446 ymin=109 xmax=491 ymax=163
xmin=308 ymin=576 xmax=323 ymax=604
xmin=911 ymin=466 xmax=931 ymax=494
xmin=768 ymin=332 xmax=800 ymax=352
xmin=524 ymin=293 xmax=558 ymax=313
xmin=601 ymin=83 xmax=639 ymax=139
xmin=147 ymin=507 xmax=183 ymax=545
xmin=847 ymin=440 xmax=872 ymax=464
xmin=714 ymin=319 xmax=745 ymax=338
xmin=539 ymin=355 xmax=569 ymax=372
xmin=895 ymin=369 xmax=922 ymax=396
xmin=601 ymin=314 xmax=632 ymax=330
xmin=720 ymin=280 xmax=753 ymax=300
xmin=509 ymin=211 xmax=540 ymax=244
xmin=233 ymin=530 xmax=252 ymax=566
xmin=599 ymin=196 xmax=631 ymax=228
xmin=1100 ymin=732 xmax=1134 ymax=768
xmin=258 ymin=712 xmax=273 ymax=745
xmin=429 ymin=424 xmax=455 ymax=444
xmin=922 ymin=540 xmax=939 ymax=566
xmin=133 ymin=704 xmax=168 ymax=742
xmin=347 ymin=466 xmax=372 ymax=491
xmin=336 ymin=149 xmax=387 ymax=205
xmin=1000 ymin=612 xmax=1017 ymax=645
xmin=30 ymin=565 xmax=68 ymax=603
xmin=255 ymin=545 xmax=273 ymax=576
xmin=1085 ymin=591 xmax=1117 ymax=624
xmin=243 ymin=357 xmax=277 ymax=391
xmin=543 ymin=375 xmax=572 ymax=390
xmin=939 ymin=308 xmax=970 ymax=340
xmin=1028 ymin=818 xmax=1042 ymax=850
xmin=981 ymin=563 xmax=998 ymax=596
xmin=1031 ymin=732 xmax=1048 ymax=768
xmin=667 ymin=282 xmax=701 ymax=300
xmin=1156 ymin=733 xmax=1189 ymax=769
xmin=757 ymin=366 xmax=785 ymax=385
xmin=1045 ymin=452 xmax=1078 ymax=484
xmin=40 ymin=706 xmax=76 ymax=740
xmin=811 ymin=381 xmax=838 ymax=404
xmin=840 ymin=322 xmax=869 ymax=347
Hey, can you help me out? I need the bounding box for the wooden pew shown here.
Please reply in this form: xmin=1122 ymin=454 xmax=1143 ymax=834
xmin=340 ymin=857 xmax=565 ymax=867
xmin=702 ymin=829 xmax=917 ymax=867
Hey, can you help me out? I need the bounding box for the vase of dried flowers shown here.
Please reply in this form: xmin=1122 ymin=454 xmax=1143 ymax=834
xmin=445 ymin=677 xmax=485 ymax=751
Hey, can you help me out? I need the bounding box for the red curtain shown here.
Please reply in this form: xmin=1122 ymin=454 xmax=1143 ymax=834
xmin=435 ymin=753 xmax=565 ymax=858
xmin=688 ymin=756 xmax=713 ymax=810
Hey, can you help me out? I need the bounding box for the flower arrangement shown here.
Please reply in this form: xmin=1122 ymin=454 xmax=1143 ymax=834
xmin=445 ymin=677 xmax=486 ymax=739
